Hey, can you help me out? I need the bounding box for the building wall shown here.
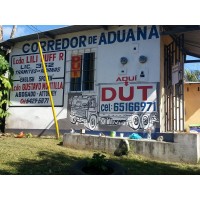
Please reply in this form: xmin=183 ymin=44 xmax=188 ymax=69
xmin=184 ymin=83 xmax=200 ymax=132
xmin=6 ymin=25 xmax=161 ymax=135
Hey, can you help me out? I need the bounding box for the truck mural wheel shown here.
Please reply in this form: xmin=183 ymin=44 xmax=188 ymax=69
xmin=114 ymin=121 xmax=119 ymax=125
xmin=70 ymin=116 xmax=77 ymax=124
xmin=129 ymin=115 xmax=140 ymax=130
xmin=100 ymin=117 xmax=107 ymax=125
xmin=141 ymin=114 xmax=150 ymax=130
xmin=150 ymin=112 xmax=158 ymax=123
xmin=88 ymin=115 xmax=97 ymax=130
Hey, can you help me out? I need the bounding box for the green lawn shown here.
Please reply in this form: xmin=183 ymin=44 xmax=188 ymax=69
xmin=1 ymin=135 xmax=200 ymax=175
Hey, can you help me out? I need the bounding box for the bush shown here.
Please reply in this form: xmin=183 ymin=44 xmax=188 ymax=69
xmin=0 ymin=55 xmax=13 ymax=132
xmin=71 ymin=153 xmax=127 ymax=175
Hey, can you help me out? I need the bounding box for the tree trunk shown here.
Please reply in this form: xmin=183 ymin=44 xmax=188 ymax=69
xmin=0 ymin=25 xmax=3 ymax=41
xmin=10 ymin=25 xmax=17 ymax=39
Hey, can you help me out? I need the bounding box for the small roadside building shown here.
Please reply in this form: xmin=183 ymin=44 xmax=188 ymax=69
xmin=0 ymin=25 xmax=200 ymax=136
xmin=184 ymin=82 xmax=200 ymax=132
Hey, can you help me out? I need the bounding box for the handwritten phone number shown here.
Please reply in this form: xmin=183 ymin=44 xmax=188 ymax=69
xmin=100 ymin=102 xmax=157 ymax=112
xmin=20 ymin=98 xmax=49 ymax=104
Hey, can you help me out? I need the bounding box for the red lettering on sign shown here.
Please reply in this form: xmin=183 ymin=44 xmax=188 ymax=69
xmin=59 ymin=52 xmax=64 ymax=60
xmin=102 ymin=85 xmax=153 ymax=102
xmin=116 ymin=76 xmax=137 ymax=82
xmin=121 ymin=77 xmax=128 ymax=81
xmin=116 ymin=77 xmax=121 ymax=81
xmin=119 ymin=86 xmax=134 ymax=101
xmin=42 ymin=53 xmax=56 ymax=62
xmin=102 ymin=88 xmax=116 ymax=101
xmin=137 ymin=86 xmax=153 ymax=101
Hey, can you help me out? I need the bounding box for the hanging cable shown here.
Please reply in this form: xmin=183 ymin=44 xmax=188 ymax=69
xmin=31 ymin=25 xmax=42 ymax=33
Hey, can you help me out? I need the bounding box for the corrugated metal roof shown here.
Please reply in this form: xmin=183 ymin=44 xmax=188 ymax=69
xmin=161 ymin=25 xmax=200 ymax=58
xmin=183 ymin=30 xmax=200 ymax=57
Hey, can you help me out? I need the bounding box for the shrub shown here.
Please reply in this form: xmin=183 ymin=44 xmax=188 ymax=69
xmin=0 ymin=55 xmax=13 ymax=132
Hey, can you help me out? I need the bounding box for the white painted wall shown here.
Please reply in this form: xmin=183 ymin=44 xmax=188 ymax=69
xmin=6 ymin=25 xmax=160 ymax=131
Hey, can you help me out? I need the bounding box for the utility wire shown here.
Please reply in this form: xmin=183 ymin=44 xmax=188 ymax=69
xmin=30 ymin=25 xmax=42 ymax=33
xmin=26 ymin=25 xmax=55 ymax=40
xmin=26 ymin=25 xmax=38 ymax=33
xmin=26 ymin=25 xmax=40 ymax=41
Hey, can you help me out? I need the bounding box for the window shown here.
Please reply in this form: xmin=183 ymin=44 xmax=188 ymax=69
xmin=70 ymin=52 xmax=95 ymax=91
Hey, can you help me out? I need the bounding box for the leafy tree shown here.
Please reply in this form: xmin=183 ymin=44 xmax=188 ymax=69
xmin=184 ymin=69 xmax=200 ymax=82
xmin=0 ymin=55 xmax=13 ymax=133
xmin=0 ymin=25 xmax=17 ymax=133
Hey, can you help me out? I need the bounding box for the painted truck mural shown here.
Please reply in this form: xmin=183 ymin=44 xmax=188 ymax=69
xmin=68 ymin=83 xmax=159 ymax=131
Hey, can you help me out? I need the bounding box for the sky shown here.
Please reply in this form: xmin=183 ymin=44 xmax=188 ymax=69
xmin=2 ymin=25 xmax=66 ymax=40
xmin=185 ymin=56 xmax=200 ymax=71
xmin=185 ymin=62 xmax=200 ymax=71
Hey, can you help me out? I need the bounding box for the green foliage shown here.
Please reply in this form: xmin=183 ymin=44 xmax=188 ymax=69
xmin=184 ymin=69 xmax=200 ymax=82
xmin=26 ymin=133 xmax=33 ymax=138
xmin=86 ymin=153 xmax=108 ymax=172
xmin=0 ymin=54 xmax=13 ymax=126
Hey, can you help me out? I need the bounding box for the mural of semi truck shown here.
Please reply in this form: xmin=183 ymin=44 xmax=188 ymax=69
xmin=69 ymin=95 xmax=98 ymax=130
xmin=69 ymin=93 xmax=159 ymax=131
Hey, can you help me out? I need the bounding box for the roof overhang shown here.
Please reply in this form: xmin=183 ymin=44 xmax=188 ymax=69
xmin=1 ymin=25 xmax=200 ymax=58
xmin=161 ymin=25 xmax=200 ymax=58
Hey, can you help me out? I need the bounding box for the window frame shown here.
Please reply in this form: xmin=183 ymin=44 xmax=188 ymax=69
xmin=67 ymin=48 xmax=97 ymax=93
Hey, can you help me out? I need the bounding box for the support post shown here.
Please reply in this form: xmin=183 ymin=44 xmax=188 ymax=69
xmin=38 ymin=42 xmax=60 ymax=139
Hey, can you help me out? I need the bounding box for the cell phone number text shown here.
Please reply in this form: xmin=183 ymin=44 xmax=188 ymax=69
xmin=20 ymin=98 xmax=49 ymax=104
xmin=100 ymin=102 xmax=157 ymax=112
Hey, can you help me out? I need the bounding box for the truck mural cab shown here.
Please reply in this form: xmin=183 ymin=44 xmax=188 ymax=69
xmin=70 ymin=95 xmax=98 ymax=130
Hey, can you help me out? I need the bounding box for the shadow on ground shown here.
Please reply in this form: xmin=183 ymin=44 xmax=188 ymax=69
xmin=111 ymin=155 xmax=200 ymax=175
xmin=0 ymin=151 xmax=82 ymax=175
xmin=1 ymin=150 xmax=200 ymax=175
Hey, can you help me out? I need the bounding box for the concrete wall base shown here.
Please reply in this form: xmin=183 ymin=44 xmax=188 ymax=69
xmin=63 ymin=133 xmax=200 ymax=164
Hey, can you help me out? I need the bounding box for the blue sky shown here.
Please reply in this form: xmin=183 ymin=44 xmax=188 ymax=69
xmin=2 ymin=25 xmax=66 ymax=40
xmin=185 ymin=56 xmax=200 ymax=71
xmin=185 ymin=62 xmax=200 ymax=71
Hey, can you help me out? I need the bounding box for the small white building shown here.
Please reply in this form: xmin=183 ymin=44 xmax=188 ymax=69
xmin=1 ymin=25 xmax=200 ymax=136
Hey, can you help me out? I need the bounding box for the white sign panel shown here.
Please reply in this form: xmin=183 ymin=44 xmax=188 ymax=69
xmin=10 ymin=50 xmax=66 ymax=106
xmin=99 ymin=83 xmax=157 ymax=113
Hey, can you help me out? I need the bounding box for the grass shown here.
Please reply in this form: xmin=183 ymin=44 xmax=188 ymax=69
xmin=1 ymin=135 xmax=200 ymax=175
